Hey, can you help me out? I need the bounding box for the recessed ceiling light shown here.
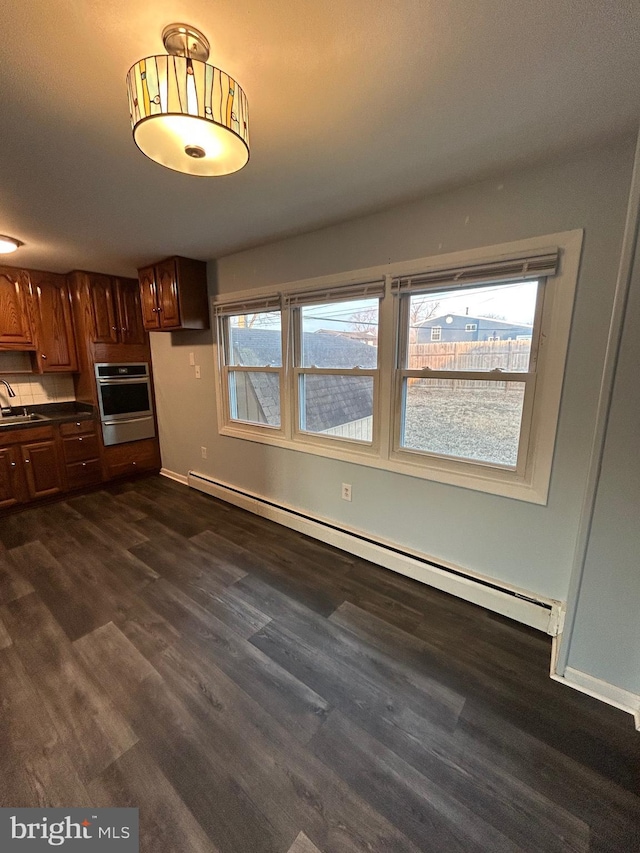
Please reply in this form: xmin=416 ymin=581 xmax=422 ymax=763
xmin=0 ymin=236 xmax=23 ymax=254
xmin=126 ymin=23 xmax=250 ymax=177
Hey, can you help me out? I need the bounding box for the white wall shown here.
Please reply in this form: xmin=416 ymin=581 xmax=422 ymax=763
xmin=150 ymin=136 xmax=634 ymax=604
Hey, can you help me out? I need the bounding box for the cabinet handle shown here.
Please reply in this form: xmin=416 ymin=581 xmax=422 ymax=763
xmin=121 ymin=327 xmax=127 ymax=332
xmin=24 ymin=458 xmax=30 ymax=464
xmin=41 ymin=354 xmax=47 ymax=360
xmin=82 ymin=462 xmax=87 ymax=467
xmin=10 ymin=462 xmax=16 ymax=468
xmin=112 ymin=326 xmax=117 ymax=331
xmin=76 ymin=422 xmax=81 ymax=427
xmin=132 ymin=461 xmax=137 ymax=466
xmin=78 ymin=437 xmax=83 ymax=442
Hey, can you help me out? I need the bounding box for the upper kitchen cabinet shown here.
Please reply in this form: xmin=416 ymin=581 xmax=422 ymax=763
xmin=114 ymin=278 xmax=146 ymax=345
xmin=0 ymin=267 xmax=36 ymax=349
xmin=30 ymin=271 xmax=78 ymax=372
xmin=138 ymin=256 xmax=209 ymax=331
xmin=87 ymin=273 xmax=118 ymax=344
xmin=73 ymin=272 xmax=147 ymax=346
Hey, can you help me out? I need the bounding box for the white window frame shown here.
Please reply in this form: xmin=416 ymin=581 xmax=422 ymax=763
xmin=213 ymin=230 xmax=583 ymax=504
xmin=430 ymin=326 xmax=442 ymax=341
xmin=391 ymin=279 xmax=545 ymax=478
xmin=291 ymin=298 xmax=381 ymax=455
xmin=465 ymin=323 xmax=478 ymax=332
xmin=216 ymin=299 xmax=287 ymax=437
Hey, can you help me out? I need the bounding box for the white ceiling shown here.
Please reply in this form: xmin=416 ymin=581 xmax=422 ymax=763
xmin=1 ymin=1 xmax=638 ymax=277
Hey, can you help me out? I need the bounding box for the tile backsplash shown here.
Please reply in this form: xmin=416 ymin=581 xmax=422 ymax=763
xmin=0 ymin=352 xmax=76 ymax=408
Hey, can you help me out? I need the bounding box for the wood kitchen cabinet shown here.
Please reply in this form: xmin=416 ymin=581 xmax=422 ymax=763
xmin=0 ymin=267 xmax=36 ymax=349
xmin=31 ymin=271 xmax=78 ymax=372
xmin=61 ymin=419 xmax=102 ymax=489
xmin=21 ymin=438 xmax=63 ymax=499
xmin=116 ymin=278 xmax=146 ymax=345
xmin=0 ymin=425 xmax=64 ymax=509
xmin=85 ymin=273 xmax=146 ymax=346
xmin=138 ymin=256 xmax=209 ymax=331
xmin=0 ymin=445 xmax=25 ymax=509
xmin=103 ymin=437 xmax=161 ymax=479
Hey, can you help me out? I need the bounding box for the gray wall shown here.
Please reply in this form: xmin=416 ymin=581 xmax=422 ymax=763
xmin=150 ymin=136 xmax=634 ymax=605
xmin=565 ymin=224 xmax=640 ymax=695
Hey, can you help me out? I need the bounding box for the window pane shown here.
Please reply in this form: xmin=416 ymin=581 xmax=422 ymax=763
xmin=401 ymin=379 xmax=526 ymax=467
xmin=300 ymin=374 xmax=373 ymax=441
xmin=228 ymin=312 xmax=282 ymax=366
xmin=229 ymin=371 xmax=280 ymax=426
xmin=300 ymin=299 xmax=379 ymax=368
xmin=406 ymin=280 xmax=538 ymax=371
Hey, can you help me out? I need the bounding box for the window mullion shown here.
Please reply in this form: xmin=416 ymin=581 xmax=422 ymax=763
xmin=281 ymin=305 xmax=293 ymax=440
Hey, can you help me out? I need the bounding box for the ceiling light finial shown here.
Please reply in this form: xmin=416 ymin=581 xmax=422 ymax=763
xmin=126 ymin=23 xmax=249 ymax=176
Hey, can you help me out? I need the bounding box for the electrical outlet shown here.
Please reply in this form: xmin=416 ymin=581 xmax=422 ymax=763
xmin=201 ymin=446 xmax=207 ymax=459
xmin=189 ymin=352 xmax=195 ymax=366
xmin=341 ymin=483 xmax=352 ymax=502
xmin=195 ymin=365 xmax=201 ymax=379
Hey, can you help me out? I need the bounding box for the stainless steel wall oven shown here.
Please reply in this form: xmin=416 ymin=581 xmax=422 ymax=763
xmin=95 ymin=363 xmax=155 ymax=446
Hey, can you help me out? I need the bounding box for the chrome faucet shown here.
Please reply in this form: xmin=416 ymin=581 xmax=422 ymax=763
xmin=0 ymin=379 xmax=16 ymax=416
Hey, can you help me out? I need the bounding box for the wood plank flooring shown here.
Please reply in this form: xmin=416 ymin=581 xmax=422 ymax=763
xmin=0 ymin=476 xmax=638 ymax=852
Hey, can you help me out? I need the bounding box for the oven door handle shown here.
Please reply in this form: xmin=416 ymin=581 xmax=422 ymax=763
xmin=102 ymin=416 xmax=154 ymax=426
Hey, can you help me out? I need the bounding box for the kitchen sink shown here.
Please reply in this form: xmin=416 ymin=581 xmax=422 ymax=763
xmin=0 ymin=413 xmax=49 ymax=427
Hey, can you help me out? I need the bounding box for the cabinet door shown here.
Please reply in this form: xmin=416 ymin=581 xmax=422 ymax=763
xmin=22 ymin=439 xmax=63 ymax=499
xmin=156 ymin=259 xmax=182 ymax=329
xmin=88 ymin=273 xmax=119 ymax=344
xmin=0 ymin=445 xmax=25 ymax=509
xmin=0 ymin=267 xmax=35 ymax=347
xmin=138 ymin=265 xmax=160 ymax=330
xmin=32 ymin=272 xmax=78 ymax=371
xmin=116 ymin=278 xmax=147 ymax=345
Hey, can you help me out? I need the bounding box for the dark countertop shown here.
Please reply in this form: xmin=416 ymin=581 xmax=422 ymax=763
xmin=0 ymin=401 xmax=97 ymax=432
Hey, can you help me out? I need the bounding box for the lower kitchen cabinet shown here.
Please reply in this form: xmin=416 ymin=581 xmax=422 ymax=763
xmin=0 ymin=444 xmax=25 ymax=509
xmin=22 ymin=438 xmax=63 ymax=499
xmin=0 ymin=426 xmax=64 ymax=508
xmin=103 ymin=438 xmax=161 ymax=480
xmin=0 ymin=418 xmax=162 ymax=515
xmin=61 ymin=419 xmax=102 ymax=489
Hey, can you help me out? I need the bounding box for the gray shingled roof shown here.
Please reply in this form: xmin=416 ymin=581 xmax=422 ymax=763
xmin=231 ymin=328 xmax=376 ymax=429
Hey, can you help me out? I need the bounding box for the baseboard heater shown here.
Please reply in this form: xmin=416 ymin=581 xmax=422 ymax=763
xmin=185 ymin=470 xmax=563 ymax=635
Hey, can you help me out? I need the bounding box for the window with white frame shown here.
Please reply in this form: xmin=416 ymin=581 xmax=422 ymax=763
xmin=218 ymin=296 xmax=283 ymax=430
xmin=394 ymin=279 xmax=541 ymax=470
xmin=286 ymin=282 xmax=384 ymax=447
xmin=214 ymin=233 xmax=582 ymax=503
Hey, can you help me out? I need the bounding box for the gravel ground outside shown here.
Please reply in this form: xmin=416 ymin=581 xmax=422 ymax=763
xmin=403 ymin=385 xmax=524 ymax=467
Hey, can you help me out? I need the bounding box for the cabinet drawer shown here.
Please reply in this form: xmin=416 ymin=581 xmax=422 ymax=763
xmin=104 ymin=438 xmax=160 ymax=479
xmin=63 ymin=434 xmax=99 ymax=464
xmin=60 ymin=419 xmax=97 ymax=437
xmin=66 ymin=459 xmax=103 ymax=489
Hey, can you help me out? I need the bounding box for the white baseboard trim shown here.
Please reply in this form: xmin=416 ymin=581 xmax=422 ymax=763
xmin=160 ymin=468 xmax=189 ymax=486
xmin=187 ymin=470 xmax=562 ymax=635
xmin=550 ymin=642 xmax=640 ymax=730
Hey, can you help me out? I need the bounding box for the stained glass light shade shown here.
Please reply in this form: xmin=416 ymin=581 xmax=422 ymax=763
xmin=126 ymin=55 xmax=249 ymax=176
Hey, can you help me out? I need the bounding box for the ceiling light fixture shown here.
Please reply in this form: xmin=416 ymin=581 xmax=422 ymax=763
xmin=126 ymin=23 xmax=249 ymax=176
xmin=0 ymin=235 xmax=23 ymax=254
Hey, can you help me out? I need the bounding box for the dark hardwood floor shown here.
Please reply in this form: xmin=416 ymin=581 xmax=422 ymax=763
xmin=0 ymin=475 xmax=638 ymax=852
